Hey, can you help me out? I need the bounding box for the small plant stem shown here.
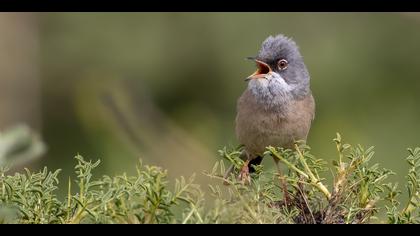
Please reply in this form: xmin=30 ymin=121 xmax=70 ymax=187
xmin=295 ymin=144 xmax=331 ymax=200
xmin=296 ymin=183 xmax=316 ymax=224
xmin=270 ymin=150 xmax=309 ymax=179
xmin=70 ymin=208 xmax=86 ymax=224
xmin=1 ymin=172 xmax=5 ymax=199
xmin=294 ymin=144 xmax=316 ymax=179
xmin=182 ymin=203 xmax=203 ymax=224
xmin=294 ymin=144 xmax=332 ymax=200
xmin=336 ymin=142 xmax=343 ymax=165
xmin=402 ymin=195 xmax=417 ymax=215
xmin=270 ymin=145 xmax=331 ymax=200
xmin=274 ymin=160 xmax=290 ymax=205
xmin=228 ymin=184 xmax=263 ymax=224
xmin=182 ymin=207 xmax=195 ymax=224
xmin=270 ymin=147 xmax=331 ymax=199
xmin=79 ymin=178 xmax=84 ymax=203
xmin=66 ymin=177 xmax=72 ymax=221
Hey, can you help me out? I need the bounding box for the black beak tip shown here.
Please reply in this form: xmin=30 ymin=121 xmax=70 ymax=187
xmin=245 ymin=56 xmax=256 ymax=61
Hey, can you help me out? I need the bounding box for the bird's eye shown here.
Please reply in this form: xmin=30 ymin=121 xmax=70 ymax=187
xmin=277 ymin=59 xmax=288 ymax=70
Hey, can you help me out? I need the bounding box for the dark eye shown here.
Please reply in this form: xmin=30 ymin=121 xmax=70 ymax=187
xmin=277 ymin=59 xmax=288 ymax=70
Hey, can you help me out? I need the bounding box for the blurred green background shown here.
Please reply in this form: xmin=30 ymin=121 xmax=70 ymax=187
xmin=1 ymin=12 xmax=420 ymax=193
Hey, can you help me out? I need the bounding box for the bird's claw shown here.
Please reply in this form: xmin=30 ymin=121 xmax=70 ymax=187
xmin=238 ymin=164 xmax=251 ymax=185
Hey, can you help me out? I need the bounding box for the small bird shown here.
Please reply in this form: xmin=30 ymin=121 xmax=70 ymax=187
xmin=225 ymin=34 xmax=315 ymax=183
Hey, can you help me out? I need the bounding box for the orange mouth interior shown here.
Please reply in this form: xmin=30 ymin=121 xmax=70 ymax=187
xmin=249 ymin=60 xmax=272 ymax=79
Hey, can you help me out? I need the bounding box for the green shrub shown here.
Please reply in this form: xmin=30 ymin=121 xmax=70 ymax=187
xmin=0 ymin=134 xmax=419 ymax=224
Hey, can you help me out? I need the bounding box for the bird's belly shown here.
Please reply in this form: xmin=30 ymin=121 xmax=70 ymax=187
xmin=236 ymin=111 xmax=310 ymax=156
xmin=243 ymin=122 xmax=294 ymax=155
xmin=235 ymin=91 xmax=314 ymax=157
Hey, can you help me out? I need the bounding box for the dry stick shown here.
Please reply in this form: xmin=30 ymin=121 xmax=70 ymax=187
xmin=274 ymin=159 xmax=290 ymax=206
xmin=296 ymin=182 xmax=316 ymax=224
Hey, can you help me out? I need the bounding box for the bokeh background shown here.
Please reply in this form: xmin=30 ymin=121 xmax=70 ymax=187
xmin=1 ymin=12 xmax=420 ymax=195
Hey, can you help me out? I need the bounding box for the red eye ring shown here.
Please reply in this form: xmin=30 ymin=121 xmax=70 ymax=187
xmin=277 ymin=59 xmax=288 ymax=70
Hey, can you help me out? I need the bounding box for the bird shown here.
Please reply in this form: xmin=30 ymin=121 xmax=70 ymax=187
xmin=224 ymin=34 xmax=315 ymax=183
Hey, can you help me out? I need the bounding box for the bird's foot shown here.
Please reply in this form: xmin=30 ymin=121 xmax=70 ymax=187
xmin=238 ymin=162 xmax=251 ymax=185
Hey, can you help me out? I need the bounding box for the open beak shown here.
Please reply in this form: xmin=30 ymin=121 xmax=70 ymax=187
xmin=245 ymin=58 xmax=272 ymax=81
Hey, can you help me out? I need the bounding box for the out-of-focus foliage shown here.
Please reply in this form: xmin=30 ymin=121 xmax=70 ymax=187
xmin=0 ymin=125 xmax=45 ymax=168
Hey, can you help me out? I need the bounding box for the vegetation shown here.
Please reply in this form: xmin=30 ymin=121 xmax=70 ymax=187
xmin=0 ymin=131 xmax=419 ymax=224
